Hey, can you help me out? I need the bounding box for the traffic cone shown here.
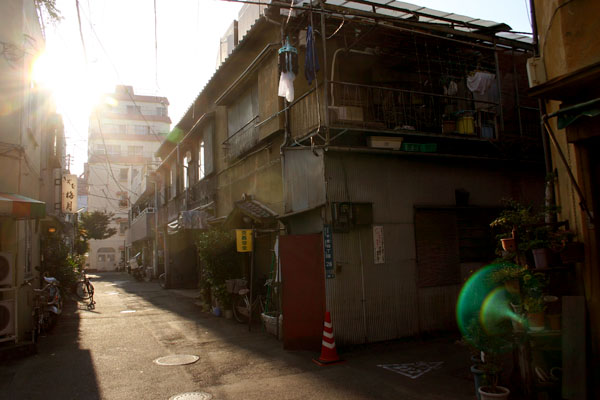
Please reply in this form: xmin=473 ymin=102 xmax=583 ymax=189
xmin=313 ymin=311 xmax=344 ymax=366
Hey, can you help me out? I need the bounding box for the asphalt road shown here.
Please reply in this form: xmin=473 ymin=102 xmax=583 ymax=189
xmin=0 ymin=272 xmax=477 ymax=400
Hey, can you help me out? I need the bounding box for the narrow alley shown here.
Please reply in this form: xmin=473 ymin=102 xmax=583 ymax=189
xmin=1 ymin=273 xmax=476 ymax=400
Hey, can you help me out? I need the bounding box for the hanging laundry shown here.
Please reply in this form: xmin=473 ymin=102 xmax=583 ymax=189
xmin=467 ymin=71 xmax=495 ymax=95
xmin=304 ymin=25 xmax=319 ymax=85
xmin=278 ymin=71 xmax=295 ymax=102
xmin=278 ymin=37 xmax=298 ymax=102
xmin=467 ymin=71 xmax=498 ymax=110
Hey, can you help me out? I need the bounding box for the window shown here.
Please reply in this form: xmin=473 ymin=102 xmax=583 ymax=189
xmin=97 ymin=254 xmax=106 ymax=262
xmin=127 ymin=105 xmax=141 ymax=114
xmin=119 ymin=168 xmax=128 ymax=181
xmin=227 ymin=82 xmax=259 ymax=137
xmin=156 ymin=107 xmax=167 ymax=116
xmin=198 ymin=141 xmax=205 ymax=180
xmin=183 ymin=151 xmax=191 ymax=189
xmin=119 ymin=221 xmax=128 ymax=234
xmin=128 ymin=145 xmax=143 ymax=156
xmin=106 ymin=144 xmax=120 ymax=155
xmin=95 ymin=144 xmax=106 ymax=154
xmin=134 ymin=125 xmax=149 ymax=135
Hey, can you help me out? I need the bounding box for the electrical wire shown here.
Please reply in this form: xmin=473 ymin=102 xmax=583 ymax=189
xmin=541 ymin=0 xmax=575 ymax=57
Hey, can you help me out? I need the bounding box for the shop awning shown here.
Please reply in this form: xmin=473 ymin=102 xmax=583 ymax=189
xmin=0 ymin=192 xmax=45 ymax=219
xmin=548 ymin=98 xmax=600 ymax=129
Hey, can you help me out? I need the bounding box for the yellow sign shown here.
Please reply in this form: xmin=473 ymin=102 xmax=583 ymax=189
xmin=236 ymin=229 xmax=253 ymax=252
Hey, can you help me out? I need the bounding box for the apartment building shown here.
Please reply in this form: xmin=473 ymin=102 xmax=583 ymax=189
xmin=87 ymin=85 xmax=169 ymax=271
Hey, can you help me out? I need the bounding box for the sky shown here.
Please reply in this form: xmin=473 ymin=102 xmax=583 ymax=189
xmin=34 ymin=0 xmax=532 ymax=176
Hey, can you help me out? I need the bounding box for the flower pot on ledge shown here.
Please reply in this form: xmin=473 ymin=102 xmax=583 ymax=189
xmin=528 ymin=312 xmax=545 ymax=331
xmin=501 ymin=238 xmax=516 ymax=252
xmin=532 ymin=248 xmax=552 ymax=269
xmin=479 ymin=385 xmax=510 ymax=400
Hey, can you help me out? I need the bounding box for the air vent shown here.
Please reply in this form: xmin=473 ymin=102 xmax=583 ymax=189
xmin=0 ymin=252 xmax=14 ymax=287
xmin=0 ymin=299 xmax=15 ymax=336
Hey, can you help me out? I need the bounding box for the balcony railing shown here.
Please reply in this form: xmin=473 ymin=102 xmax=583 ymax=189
xmin=223 ymin=116 xmax=260 ymax=161
xmin=288 ymin=81 xmax=539 ymax=141
xmin=129 ymin=208 xmax=155 ymax=243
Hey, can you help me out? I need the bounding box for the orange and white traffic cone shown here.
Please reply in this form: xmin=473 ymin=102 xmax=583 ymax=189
xmin=313 ymin=311 xmax=344 ymax=366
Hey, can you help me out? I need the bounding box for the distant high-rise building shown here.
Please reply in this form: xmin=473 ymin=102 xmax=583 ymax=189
xmin=87 ymin=85 xmax=170 ymax=270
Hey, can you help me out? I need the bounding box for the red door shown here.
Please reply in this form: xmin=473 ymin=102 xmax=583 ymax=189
xmin=280 ymin=234 xmax=325 ymax=351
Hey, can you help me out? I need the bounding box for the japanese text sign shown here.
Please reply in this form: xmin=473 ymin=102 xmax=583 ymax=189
xmin=236 ymin=229 xmax=253 ymax=252
xmin=61 ymin=174 xmax=78 ymax=214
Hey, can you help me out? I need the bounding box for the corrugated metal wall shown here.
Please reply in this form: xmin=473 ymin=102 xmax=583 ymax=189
xmin=324 ymin=151 xmax=543 ymax=344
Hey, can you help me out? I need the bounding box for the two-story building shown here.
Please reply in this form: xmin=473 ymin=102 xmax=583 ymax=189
xmin=156 ymin=1 xmax=545 ymax=347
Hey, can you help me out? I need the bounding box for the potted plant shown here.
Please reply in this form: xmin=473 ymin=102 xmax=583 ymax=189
xmin=524 ymin=296 xmax=546 ymax=331
xmin=490 ymin=262 xmax=526 ymax=296
xmin=463 ymin=318 xmax=513 ymax=400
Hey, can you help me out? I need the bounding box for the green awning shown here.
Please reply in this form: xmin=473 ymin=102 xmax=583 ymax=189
xmin=0 ymin=192 xmax=46 ymax=219
xmin=549 ymin=98 xmax=600 ymax=129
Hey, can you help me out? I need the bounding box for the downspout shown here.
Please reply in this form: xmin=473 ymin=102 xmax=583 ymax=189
xmin=152 ymin=177 xmax=158 ymax=279
xmin=320 ymin=1 xmax=329 ymax=142
xmin=530 ymin=0 xmax=556 ymax=223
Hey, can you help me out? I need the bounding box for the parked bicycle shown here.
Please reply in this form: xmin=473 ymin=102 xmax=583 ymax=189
xmin=227 ymin=279 xmax=268 ymax=323
xmin=74 ymin=271 xmax=95 ymax=310
xmin=21 ymin=276 xmax=62 ymax=342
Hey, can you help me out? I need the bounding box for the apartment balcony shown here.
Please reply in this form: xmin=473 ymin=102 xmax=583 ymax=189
xmin=223 ymin=116 xmax=260 ymax=161
xmin=289 ymin=82 xmax=540 ymax=144
xmin=129 ymin=207 xmax=155 ymax=243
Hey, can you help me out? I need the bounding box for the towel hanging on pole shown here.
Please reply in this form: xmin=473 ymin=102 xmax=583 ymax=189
xmin=304 ymin=25 xmax=319 ymax=85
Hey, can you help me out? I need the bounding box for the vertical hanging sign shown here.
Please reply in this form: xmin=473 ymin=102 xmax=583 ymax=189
xmin=236 ymin=229 xmax=253 ymax=252
xmin=323 ymin=224 xmax=335 ymax=278
xmin=61 ymin=174 xmax=78 ymax=214
xmin=373 ymin=225 xmax=385 ymax=264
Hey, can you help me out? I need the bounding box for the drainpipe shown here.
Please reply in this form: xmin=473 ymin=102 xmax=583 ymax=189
xmin=530 ymin=0 xmax=556 ymax=222
xmin=320 ymin=1 xmax=329 ymax=142
xmin=152 ymin=177 xmax=158 ymax=279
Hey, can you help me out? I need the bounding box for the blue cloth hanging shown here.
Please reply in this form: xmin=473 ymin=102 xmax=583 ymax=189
xmin=304 ymin=25 xmax=319 ymax=85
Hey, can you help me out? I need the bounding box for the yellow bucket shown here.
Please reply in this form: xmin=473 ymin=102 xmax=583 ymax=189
xmin=457 ymin=116 xmax=475 ymax=135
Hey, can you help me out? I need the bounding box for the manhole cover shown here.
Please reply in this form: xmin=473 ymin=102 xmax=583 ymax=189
xmin=169 ymin=392 xmax=212 ymax=400
xmin=154 ymin=354 xmax=199 ymax=366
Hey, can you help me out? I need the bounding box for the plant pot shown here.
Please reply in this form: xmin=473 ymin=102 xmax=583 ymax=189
xmin=548 ymin=314 xmax=561 ymax=330
xmin=501 ymin=238 xmax=516 ymax=252
xmin=478 ymin=385 xmax=510 ymax=400
xmin=532 ymin=248 xmax=552 ymax=269
xmin=528 ymin=312 xmax=545 ymax=331
xmin=560 ymin=242 xmax=585 ymax=264
xmin=471 ymin=365 xmax=485 ymax=400
xmin=224 ymin=309 xmax=233 ymax=319
xmin=504 ymin=279 xmax=520 ymax=295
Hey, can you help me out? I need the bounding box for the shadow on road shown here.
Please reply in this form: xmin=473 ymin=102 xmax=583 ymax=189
xmin=0 ymin=298 xmax=102 ymax=399
xmin=107 ymin=271 xmax=474 ymax=400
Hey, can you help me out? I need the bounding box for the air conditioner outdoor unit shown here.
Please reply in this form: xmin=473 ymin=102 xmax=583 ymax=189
xmin=0 ymin=299 xmax=15 ymax=336
xmin=526 ymin=56 xmax=547 ymax=88
xmin=0 ymin=252 xmax=14 ymax=287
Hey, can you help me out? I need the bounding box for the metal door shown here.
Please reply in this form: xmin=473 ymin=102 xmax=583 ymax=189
xmin=280 ymin=234 xmax=326 ymax=351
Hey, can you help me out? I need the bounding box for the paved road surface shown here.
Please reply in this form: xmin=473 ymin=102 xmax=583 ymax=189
xmin=0 ymin=272 xmax=476 ymax=399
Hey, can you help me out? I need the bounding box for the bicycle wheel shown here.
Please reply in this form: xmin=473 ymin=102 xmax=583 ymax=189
xmin=232 ymin=295 xmax=249 ymax=323
xmin=75 ymin=281 xmax=92 ymax=300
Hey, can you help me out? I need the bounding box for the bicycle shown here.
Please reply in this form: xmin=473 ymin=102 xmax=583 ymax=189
xmin=21 ymin=279 xmax=56 ymax=343
xmin=74 ymin=271 xmax=95 ymax=310
xmin=230 ymin=279 xmax=267 ymax=324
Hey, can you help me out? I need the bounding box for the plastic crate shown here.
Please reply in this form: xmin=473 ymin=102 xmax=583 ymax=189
xmin=420 ymin=143 xmax=438 ymax=152
xmin=402 ymin=143 xmax=421 ymax=152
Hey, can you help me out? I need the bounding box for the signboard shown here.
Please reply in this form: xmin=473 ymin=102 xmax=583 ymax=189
xmin=236 ymin=229 xmax=253 ymax=252
xmin=61 ymin=174 xmax=78 ymax=214
xmin=323 ymin=224 xmax=335 ymax=279
xmin=373 ymin=225 xmax=385 ymax=264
